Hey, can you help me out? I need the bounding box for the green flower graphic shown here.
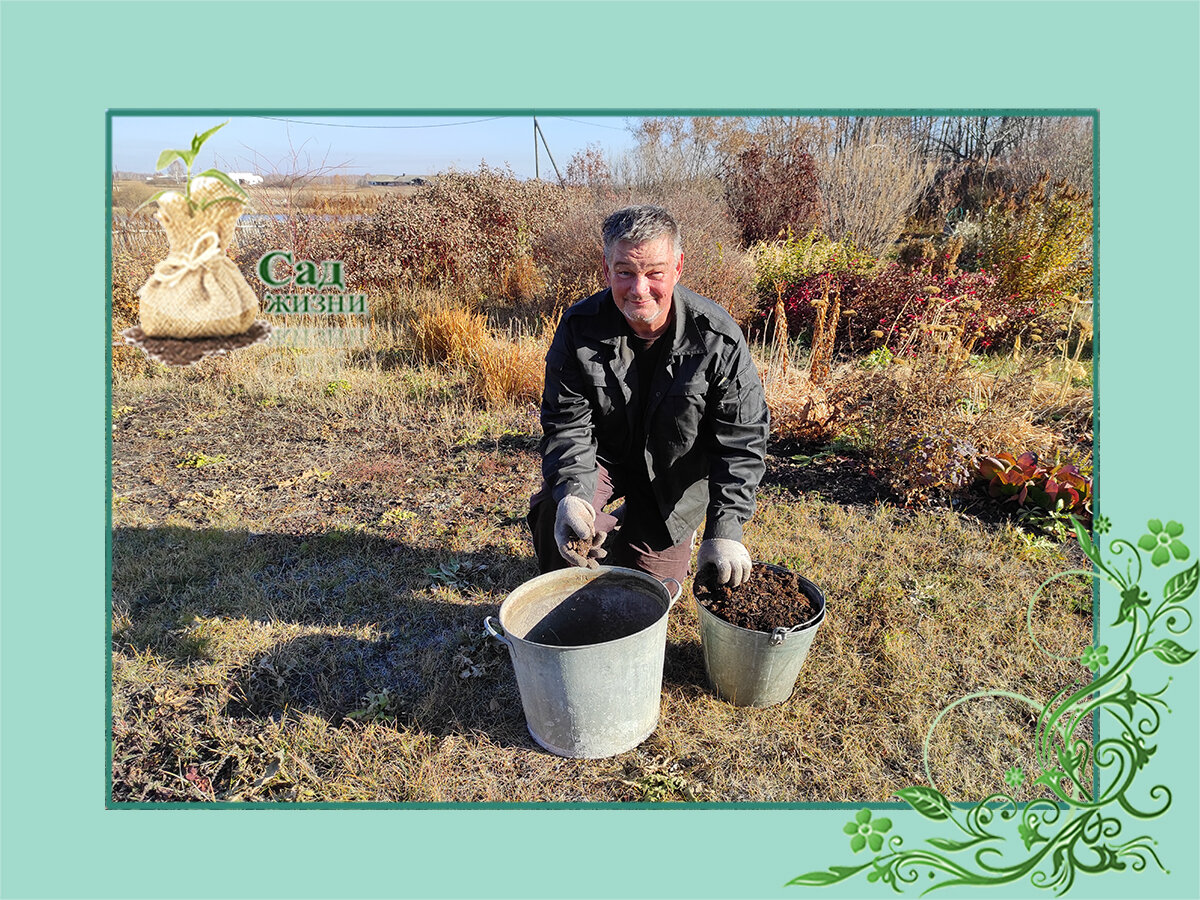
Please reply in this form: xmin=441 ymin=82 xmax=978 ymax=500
xmin=1018 ymin=820 xmax=1047 ymax=850
xmin=844 ymin=809 xmax=893 ymax=853
xmin=1079 ymin=644 xmax=1108 ymax=672
xmin=790 ymin=515 xmax=1197 ymax=896
xmin=1137 ymin=519 xmax=1190 ymax=567
xmin=1093 ymin=514 xmax=1112 ymax=534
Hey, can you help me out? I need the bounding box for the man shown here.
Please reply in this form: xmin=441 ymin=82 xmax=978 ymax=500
xmin=528 ymin=205 xmax=769 ymax=588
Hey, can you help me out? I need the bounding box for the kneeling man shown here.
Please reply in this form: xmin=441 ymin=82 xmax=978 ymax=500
xmin=528 ymin=205 xmax=770 ymax=588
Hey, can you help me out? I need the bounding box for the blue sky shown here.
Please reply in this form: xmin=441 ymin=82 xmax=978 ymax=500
xmin=110 ymin=114 xmax=640 ymax=180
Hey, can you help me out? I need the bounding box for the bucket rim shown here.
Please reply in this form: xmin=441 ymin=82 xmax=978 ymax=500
xmin=692 ymin=563 xmax=826 ymax=636
xmin=498 ymin=565 xmax=674 ymax=650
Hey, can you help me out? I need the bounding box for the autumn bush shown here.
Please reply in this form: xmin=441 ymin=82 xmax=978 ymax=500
xmin=340 ymin=165 xmax=570 ymax=302
xmin=977 ymin=176 xmax=1093 ymax=305
xmin=722 ymin=134 xmax=821 ymax=244
xmin=772 ymin=263 xmax=1051 ymax=354
xmin=833 ymin=313 xmax=1066 ymax=506
xmin=531 ymin=188 xmax=612 ymax=311
xmin=749 ymin=230 xmax=878 ymax=312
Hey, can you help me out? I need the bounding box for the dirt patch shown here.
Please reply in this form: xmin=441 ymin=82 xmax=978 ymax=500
xmin=694 ymin=567 xmax=822 ymax=633
xmin=763 ymin=449 xmax=894 ymax=507
xmin=121 ymin=321 xmax=272 ymax=367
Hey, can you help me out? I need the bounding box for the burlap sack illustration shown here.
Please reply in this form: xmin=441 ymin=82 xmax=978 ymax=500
xmin=137 ymin=176 xmax=258 ymax=338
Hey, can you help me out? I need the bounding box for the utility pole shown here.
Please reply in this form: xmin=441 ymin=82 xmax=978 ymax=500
xmin=533 ymin=116 xmax=564 ymax=187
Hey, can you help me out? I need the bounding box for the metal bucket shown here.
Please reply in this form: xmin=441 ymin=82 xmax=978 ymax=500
xmin=484 ymin=566 xmax=682 ymax=759
xmin=694 ymin=565 xmax=826 ymax=708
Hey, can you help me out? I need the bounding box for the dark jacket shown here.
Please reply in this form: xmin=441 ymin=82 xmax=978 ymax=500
xmin=540 ymin=285 xmax=769 ymax=544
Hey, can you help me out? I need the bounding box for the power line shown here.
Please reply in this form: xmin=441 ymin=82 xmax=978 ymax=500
xmin=546 ymin=116 xmax=628 ymax=131
xmin=252 ymin=115 xmax=507 ymax=130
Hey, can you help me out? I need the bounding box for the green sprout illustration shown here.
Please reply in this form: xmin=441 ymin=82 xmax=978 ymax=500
xmin=135 ymin=121 xmax=248 ymax=215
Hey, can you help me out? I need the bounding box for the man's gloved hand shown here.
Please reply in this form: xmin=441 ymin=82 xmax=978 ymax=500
xmin=696 ymin=538 xmax=753 ymax=588
xmin=554 ymin=496 xmax=608 ymax=568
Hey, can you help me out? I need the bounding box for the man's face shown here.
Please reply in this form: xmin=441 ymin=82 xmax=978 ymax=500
xmin=602 ymin=235 xmax=683 ymax=340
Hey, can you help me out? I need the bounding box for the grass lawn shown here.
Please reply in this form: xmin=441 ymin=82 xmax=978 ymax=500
xmin=110 ymin=343 xmax=1093 ymax=803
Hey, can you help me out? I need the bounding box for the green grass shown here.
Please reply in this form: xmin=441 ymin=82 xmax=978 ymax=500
xmin=111 ymin=345 xmax=1092 ymax=804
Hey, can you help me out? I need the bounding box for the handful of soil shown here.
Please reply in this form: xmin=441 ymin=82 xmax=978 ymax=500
xmin=565 ymin=533 xmax=607 ymax=568
xmin=693 ymin=566 xmax=820 ymax=633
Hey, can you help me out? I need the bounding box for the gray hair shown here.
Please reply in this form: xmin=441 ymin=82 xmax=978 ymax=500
xmin=601 ymin=205 xmax=682 ymax=261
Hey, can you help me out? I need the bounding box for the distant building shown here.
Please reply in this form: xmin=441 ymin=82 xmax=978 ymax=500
xmin=365 ymin=174 xmax=432 ymax=187
xmin=227 ymin=172 xmax=264 ymax=186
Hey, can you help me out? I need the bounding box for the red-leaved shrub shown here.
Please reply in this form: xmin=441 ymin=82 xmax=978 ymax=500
xmin=771 ymin=263 xmax=1050 ymax=353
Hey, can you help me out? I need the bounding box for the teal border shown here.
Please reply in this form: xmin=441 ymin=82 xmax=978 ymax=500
xmin=4 ymin=2 xmax=1197 ymax=899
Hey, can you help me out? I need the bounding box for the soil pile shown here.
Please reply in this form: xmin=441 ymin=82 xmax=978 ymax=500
xmin=122 ymin=321 xmax=271 ymax=366
xmin=694 ymin=567 xmax=820 ymax=632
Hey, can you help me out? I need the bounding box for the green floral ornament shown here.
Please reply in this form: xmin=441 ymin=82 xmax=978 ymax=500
xmin=790 ymin=515 xmax=1197 ymax=895
xmin=1079 ymin=644 xmax=1108 ymax=672
xmin=1137 ymin=519 xmax=1189 ymax=567
xmin=1093 ymin=515 xmax=1112 ymax=535
xmin=845 ymin=809 xmax=893 ymax=853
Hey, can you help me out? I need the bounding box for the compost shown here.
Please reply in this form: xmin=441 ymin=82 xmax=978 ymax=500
xmin=693 ymin=567 xmax=819 ymax=633
xmin=122 ymin=321 xmax=272 ymax=367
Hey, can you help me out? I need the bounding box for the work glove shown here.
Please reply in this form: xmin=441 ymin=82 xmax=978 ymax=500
xmin=554 ymin=496 xmax=608 ymax=568
xmin=696 ymin=538 xmax=753 ymax=588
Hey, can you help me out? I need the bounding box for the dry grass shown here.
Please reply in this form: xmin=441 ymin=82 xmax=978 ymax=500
xmin=408 ymin=302 xmax=553 ymax=406
xmin=111 ymin=345 xmax=1092 ymax=804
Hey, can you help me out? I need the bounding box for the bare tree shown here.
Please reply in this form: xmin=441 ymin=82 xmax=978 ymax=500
xmin=1002 ymin=117 xmax=1093 ymax=194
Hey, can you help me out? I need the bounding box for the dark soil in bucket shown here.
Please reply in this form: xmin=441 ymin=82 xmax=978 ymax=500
xmin=693 ymin=567 xmax=820 ymax=633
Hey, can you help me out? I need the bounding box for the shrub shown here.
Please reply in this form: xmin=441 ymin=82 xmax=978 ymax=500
xmin=748 ymin=230 xmax=879 ymax=337
xmin=814 ymin=118 xmax=939 ymax=256
xmin=721 ymin=135 xmax=821 ymax=244
xmin=978 ymin=176 xmax=1093 ymax=305
xmin=531 ymin=189 xmax=611 ymax=310
xmin=341 ymin=165 xmax=570 ymax=300
xmin=750 ymin=230 xmax=878 ymax=292
xmin=772 ymin=263 xmax=1049 ymax=354
xmin=830 ymin=294 xmax=1076 ymax=505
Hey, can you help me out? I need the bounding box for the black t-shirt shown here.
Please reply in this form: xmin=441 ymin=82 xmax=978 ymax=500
xmin=624 ymin=330 xmax=668 ymax=486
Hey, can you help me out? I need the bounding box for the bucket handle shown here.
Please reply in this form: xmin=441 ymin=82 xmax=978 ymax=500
xmin=483 ymin=616 xmax=512 ymax=648
xmin=769 ymin=621 xmax=813 ymax=645
xmin=660 ymin=577 xmax=683 ymax=608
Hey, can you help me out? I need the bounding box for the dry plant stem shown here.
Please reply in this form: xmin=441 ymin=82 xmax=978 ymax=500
xmin=807 ymin=277 xmax=840 ymax=386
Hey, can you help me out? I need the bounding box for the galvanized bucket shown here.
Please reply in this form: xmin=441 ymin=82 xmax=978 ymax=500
xmin=694 ymin=565 xmax=825 ymax=708
xmin=484 ymin=566 xmax=682 ymax=759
